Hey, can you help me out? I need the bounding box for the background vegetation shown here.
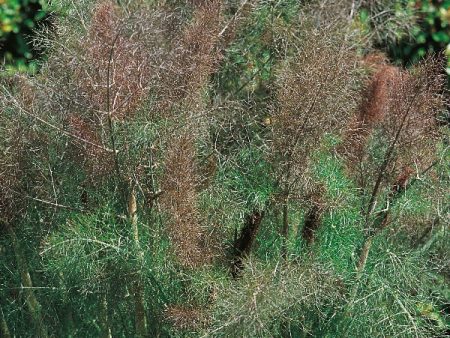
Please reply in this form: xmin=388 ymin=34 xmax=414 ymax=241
xmin=388 ymin=0 xmax=450 ymax=72
xmin=0 ymin=0 xmax=48 ymax=72
xmin=0 ymin=0 xmax=449 ymax=337
xmin=3 ymin=1 xmax=450 ymax=73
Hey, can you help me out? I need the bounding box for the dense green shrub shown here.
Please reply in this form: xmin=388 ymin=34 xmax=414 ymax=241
xmin=0 ymin=1 xmax=448 ymax=337
xmin=389 ymin=0 xmax=450 ymax=72
xmin=0 ymin=0 xmax=48 ymax=72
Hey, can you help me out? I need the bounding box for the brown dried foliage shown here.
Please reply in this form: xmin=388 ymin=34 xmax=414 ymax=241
xmin=159 ymin=0 xmax=223 ymax=112
xmin=272 ymin=24 xmax=361 ymax=194
xmin=164 ymin=305 xmax=207 ymax=330
xmin=77 ymin=1 xmax=152 ymax=120
xmin=160 ymin=134 xmax=210 ymax=268
xmin=66 ymin=115 xmax=114 ymax=179
xmin=342 ymin=56 xmax=445 ymax=191
xmin=340 ymin=53 xmax=403 ymax=169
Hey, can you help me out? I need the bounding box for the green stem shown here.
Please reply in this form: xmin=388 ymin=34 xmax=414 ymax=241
xmin=0 ymin=305 xmax=11 ymax=338
xmin=281 ymin=195 xmax=289 ymax=259
xmin=8 ymin=225 xmax=48 ymax=338
xmin=100 ymin=293 xmax=112 ymax=338
xmin=128 ymin=187 xmax=148 ymax=337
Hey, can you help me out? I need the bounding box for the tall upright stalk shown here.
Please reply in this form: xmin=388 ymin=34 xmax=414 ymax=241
xmin=100 ymin=293 xmax=112 ymax=338
xmin=7 ymin=224 xmax=48 ymax=338
xmin=358 ymin=94 xmax=417 ymax=275
xmin=281 ymin=196 xmax=289 ymax=259
xmin=0 ymin=304 xmax=11 ymax=338
xmin=106 ymin=32 xmax=122 ymax=181
xmin=128 ymin=185 xmax=148 ymax=337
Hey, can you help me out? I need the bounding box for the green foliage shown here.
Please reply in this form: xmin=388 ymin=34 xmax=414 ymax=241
xmin=389 ymin=0 xmax=450 ymax=73
xmin=0 ymin=1 xmax=448 ymax=337
xmin=340 ymin=246 xmax=448 ymax=337
xmin=207 ymin=260 xmax=343 ymax=337
xmin=312 ymin=151 xmax=364 ymax=275
xmin=214 ymin=0 xmax=298 ymax=97
xmin=359 ymin=0 xmax=417 ymax=44
xmin=216 ymin=146 xmax=275 ymax=211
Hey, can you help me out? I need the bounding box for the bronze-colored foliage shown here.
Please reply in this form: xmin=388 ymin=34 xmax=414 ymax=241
xmin=0 ymin=76 xmax=43 ymax=224
xmin=67 ymin=114 xmax=114 ymax=179
xmin=1 ymin=1 xmax=448 ymax=337
xmin=347 ymin=56 xmax=446 ymax=275
xmin=47 ymin=1 xmax=171 ymax=182
xmin=340 ymin=53 xmax=402 ymax=169
xmin=158 ymin=1 xmax=225 ymax=268
xmin=270 ymin=22 xmax=362 ymax=248
xmin=78 ymin=1 xmax=152 ymax=120
xmin=380 ymin=57 xmax=444 ymax=174
xmin=165 ymin=305 xmax=207 ymax=330
xmin=390 ymin=165 xmax=414 ymax=195
xmin=378 ymin=58 xmax=440 ymax=192
xmin=342 ymin=55 xmax=445 ymax=196
xmin=159 ymin=0 xmax=223 ymax=112
xmin=160 ymin=133 xmax=209 ymax=268
xmin=272 ymin=24 xmax=361 ymax=194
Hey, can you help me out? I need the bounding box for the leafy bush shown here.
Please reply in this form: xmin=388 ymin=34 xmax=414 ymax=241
xmin=0 ymin=1 xmax=448 ymax=337
xmin=389 ymin=0 xmax=450 ymax=73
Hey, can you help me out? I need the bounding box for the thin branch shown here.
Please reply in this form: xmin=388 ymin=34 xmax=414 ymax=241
xmin=106 ymin=31 xmax=123 ymax=180
xmin=3 ymin=91 xmax=115 ymax=153
xmin=370 ymin=159 xmax=441 ymax=236
xmin=8 ymin=189 xmax=86 ymax=212
xmin=365 ymin=91 xmax=417 ymax=220
xmin=26 ymin=196 xmax=85 ymax=212
xmin=40 ymin=238 xmax=121 ymax=255
xmin=392 ymin=291 xmax=419 ymax=338
xmin=218 ymin=0 xmax=250 ymax=38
